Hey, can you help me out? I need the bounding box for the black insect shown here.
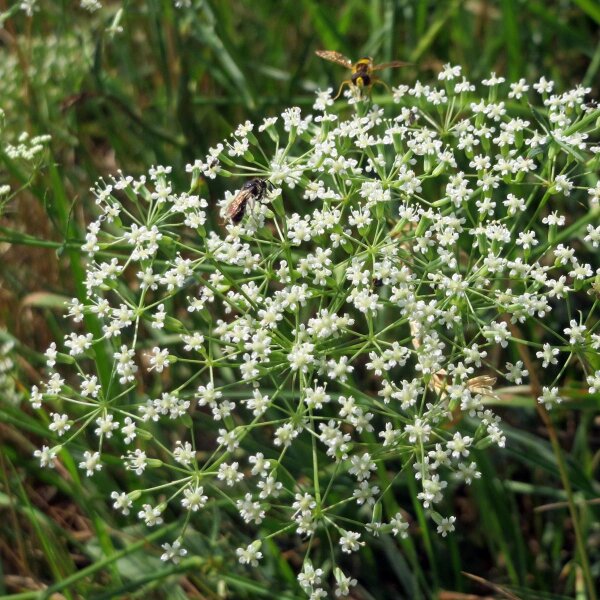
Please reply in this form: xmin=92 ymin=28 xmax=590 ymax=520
xmin=226 ymin=178 xmax=268 ymax=224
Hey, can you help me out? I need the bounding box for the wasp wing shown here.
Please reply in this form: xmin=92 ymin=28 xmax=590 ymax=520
xmin=315 ymin=50 xmax=353 ymax=69
xmin=225 ymin=189 xmax=251 ymax=222
xmin=372 ymin=60 xmax=411 ymax=71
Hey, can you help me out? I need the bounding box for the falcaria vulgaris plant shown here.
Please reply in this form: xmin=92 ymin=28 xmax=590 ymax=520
xmin=31 ymin=65 xmax=599 ymax=597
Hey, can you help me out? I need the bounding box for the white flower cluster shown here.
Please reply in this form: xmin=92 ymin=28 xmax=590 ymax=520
xmin=2 ymin=131 xmax=51 ymax=162
xmin=0 ymin=333 xmax=22 ymax=405
xmin=15 ymin=0 xmax=101 ymax=15
xmin=80 ymin=0 xmax=102 ymax=12
xmin=31 ymin=66 xmax=599 ymax=597
xmin=0 ymin=107 xmax=50 ymax=201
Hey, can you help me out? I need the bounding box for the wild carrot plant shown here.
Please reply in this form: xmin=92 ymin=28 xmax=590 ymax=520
xmin=30 ymin=66 xmax=599 ymax=597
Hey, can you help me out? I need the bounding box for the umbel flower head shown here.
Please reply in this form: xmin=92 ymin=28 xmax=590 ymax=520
xmin=31 ymin=64 xmax=599 ymax=596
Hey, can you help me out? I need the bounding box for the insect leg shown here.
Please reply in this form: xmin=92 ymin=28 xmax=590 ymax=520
xmin=372 ymin=77 xmax=392 ymax=93
xmin=333 ymin=79 xmax=353 ymax=100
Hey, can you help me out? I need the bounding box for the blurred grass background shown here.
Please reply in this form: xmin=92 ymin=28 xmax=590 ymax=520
xmin=0 ymin=0 xmax=599 ymax=598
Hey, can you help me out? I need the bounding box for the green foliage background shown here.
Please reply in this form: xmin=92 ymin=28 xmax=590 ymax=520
xmin=0 ymin=1 xmax=599 ymax=598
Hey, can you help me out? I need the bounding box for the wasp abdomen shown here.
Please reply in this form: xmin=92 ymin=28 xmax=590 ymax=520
xmin=352 ymin=73 xmax=371 ymax=87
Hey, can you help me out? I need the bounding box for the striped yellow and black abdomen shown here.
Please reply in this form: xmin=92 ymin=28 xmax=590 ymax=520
xmin=351 ymin=57 xmax=374 ymax=88
xmin=351 ymin=72 xmax=371 ymax=87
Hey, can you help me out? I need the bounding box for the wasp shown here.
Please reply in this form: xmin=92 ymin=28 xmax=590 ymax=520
xmin=315 ymin=50 xmax=410 ymax=100
xmin=225 ymin=178 xmax=268 ymax=224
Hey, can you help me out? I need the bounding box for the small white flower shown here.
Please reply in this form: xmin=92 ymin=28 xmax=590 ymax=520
xmin=34 ymin=445 xmax=58 ymax=468
xmin=111 ymin=491 xmax=132 ymax=515
xmin=536 ymin=343 xmax=559 ymax=368
xmin=236 ymin=541 xmax=262 ymax=567
xmin=538 ymin=386 xmax=562 ymax=409
xmin=161 ymin=539 xmax=187 ymax=564
xmin=339 ymin=530 xmax=363 ymax=554
xmin=505 ymin=361 xmax=528 ymax=384
xmin=438 ymin=64 xmax=461 ymax=81
xmin=217 ymin=461 xmax=244 ymax=486
xmin=533 ymin=76 xmax=554 ymax=94
xmin=437 ymin=516 xmax=456 ymax=537
xmin=138 ymin=503 xmax=164 ymax=527
xmin=148 ymin=346 xmax=170 ymax=373
xmin=79 ymin=451 xmax=102 ymax=477
xmin=45 ymin=342 xmax=58 ymax=367
xmin=586 ymin=371 xmax=600 ymax=394
xmin=49 ymin=413 xmax=71 ymax=436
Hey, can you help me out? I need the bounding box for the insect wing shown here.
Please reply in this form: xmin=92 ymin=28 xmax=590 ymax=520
xmin=315 ymin=50 xmax=353 ymax=69
xmin=225 ymin=188 xmax=251 ymax=222
xmin=372 ymin=60 xmax=411 ymax=71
